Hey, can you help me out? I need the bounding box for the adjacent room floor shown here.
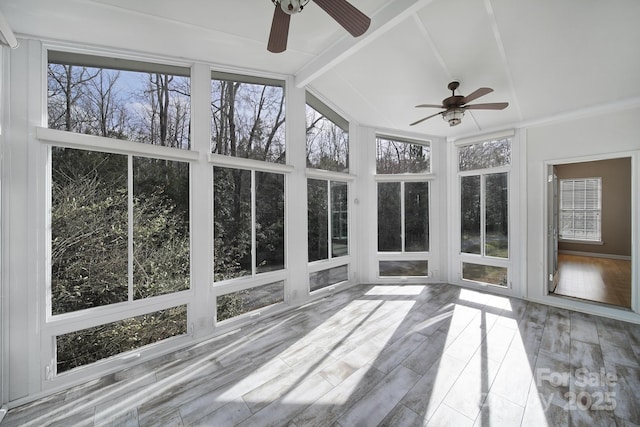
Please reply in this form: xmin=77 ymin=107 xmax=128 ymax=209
xmin=554 ymin=254 xmax=632 ymax=308
xmin=4 ymin=283 xmax=640 ymax=426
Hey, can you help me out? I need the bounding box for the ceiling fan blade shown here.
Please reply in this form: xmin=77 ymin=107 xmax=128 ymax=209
xmin=462 ymin=87 xmax=493 ymax=104
xmin=466 ymin=102 xmax=509 ymax=110
xmin=415 ymin=104 xmax=445 ymax=109
xmin=312 ymin=0 xmax=371 ymax=37
xmin=410 ymin=111 xmax=443 ymax=126
xmin=267 ymin=6 xmax=291 ymax=53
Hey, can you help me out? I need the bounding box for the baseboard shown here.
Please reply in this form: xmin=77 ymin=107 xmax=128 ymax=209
xmin=559 ymin=250 xmax=632 ymax=261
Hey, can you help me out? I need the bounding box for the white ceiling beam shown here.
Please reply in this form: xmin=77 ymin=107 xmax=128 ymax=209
xmin=294 ymin=0 xmax=436 ymax=88
xmin=0 ymin=9 xmax=18 ymax=49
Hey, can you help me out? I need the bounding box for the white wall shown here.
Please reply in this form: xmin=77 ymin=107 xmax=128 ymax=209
xmin=525 ymin=107 xmax=640 ymax=321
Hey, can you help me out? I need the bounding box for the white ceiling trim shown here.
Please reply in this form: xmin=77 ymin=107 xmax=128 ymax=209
xmin=411 ymin=14 xmax=450 ymax=78
xmin=294 ymin=0 xmax=437 ymax=88
xmin=483 ymin=0 xmax=522 ymax=122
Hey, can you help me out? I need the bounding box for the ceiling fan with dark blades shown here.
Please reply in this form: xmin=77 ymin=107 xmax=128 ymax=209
xmin=410 ymin=81 xmax=509 ymax=127
xmin=268 ymin=0 xmax=371 ymax=53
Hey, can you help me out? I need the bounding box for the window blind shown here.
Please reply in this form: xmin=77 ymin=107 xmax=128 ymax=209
xmin=559 ymin=178 xmax=601 ymax=241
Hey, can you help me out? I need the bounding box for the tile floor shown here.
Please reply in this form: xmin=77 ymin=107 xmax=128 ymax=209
xmin=3 ymin=283 xmax=640 ymax=426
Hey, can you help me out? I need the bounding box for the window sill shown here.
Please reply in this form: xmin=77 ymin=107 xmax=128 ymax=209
xmin=559 ymin=239 xmax=604 ymax=246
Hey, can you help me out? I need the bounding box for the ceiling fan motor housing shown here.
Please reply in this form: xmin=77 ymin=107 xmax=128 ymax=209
xmin=280 ymin=0 xmax=303 ymax=14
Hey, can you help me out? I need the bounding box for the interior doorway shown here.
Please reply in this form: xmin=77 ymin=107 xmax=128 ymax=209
xmin=547 ymin=157 xmax=633 ymax=308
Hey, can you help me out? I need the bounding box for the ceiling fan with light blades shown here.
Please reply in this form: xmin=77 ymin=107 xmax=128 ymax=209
xmin=268 ymin=0 xmax=371 ymax=53
xmin=410 ymin=81 xmax=509 ymax=127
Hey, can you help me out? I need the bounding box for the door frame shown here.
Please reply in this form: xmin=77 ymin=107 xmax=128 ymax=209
xmin=543 ymin=152 xmax=638 ymax=314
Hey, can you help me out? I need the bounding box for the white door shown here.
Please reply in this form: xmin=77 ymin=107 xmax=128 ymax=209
xmin=547 ymin=166 xmax=559 ymax=292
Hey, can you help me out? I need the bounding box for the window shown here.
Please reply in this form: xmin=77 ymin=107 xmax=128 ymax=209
xmin=376 ymin=136 xmax=430 ymax=174
xmin=48 ymin=51 xmax=191 ymax=149
xmin=56 ymin=306 xmax=187 ymax=373
xmin=213 ymin=167 xmax=285 ymax=281
xmin=307 ymin=179 xmax=349 ymax=262
xmin=211 ymin=72 xmax=285 ymax=163
xmin=458 ymin=138 xmax=510 ymax=171
xmin=47 ymin=51 xmax=192 ymax=373
xmin=377 ymin=181 xmax=429 ymax=253
xmin=375 ymin=136 xmax=431 ymax=279
xmin=460 ymin=173 xmax=509 ymax=258
xmin=560 ymin=178 xmax=602 ymax=241
xmin=305 ymin=93 xmax=349 ymax=172
xmin=457 ymin=138 xmax=511 ymax=287
xmin=52 ymin=149 xmax=190 ymax=315
xmin=309 ymin=265 xmax=349 ymax=292
xmin=216 ymin=282 xmax=284 ymax=322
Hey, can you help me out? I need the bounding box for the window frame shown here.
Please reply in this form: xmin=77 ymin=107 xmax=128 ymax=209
xmin=39 ymin=48 xmax=199 ymax=379
xmin=453 ymin=136 xmax=514 ymax=290
xmin=374 ymin=135 xmax=433 ymax=280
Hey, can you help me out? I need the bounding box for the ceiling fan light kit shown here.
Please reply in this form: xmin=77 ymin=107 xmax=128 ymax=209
xmin=443 ymin=108 xmax=464 ymax=127
xmin=411 ymin=81 xmax=509 ymax=128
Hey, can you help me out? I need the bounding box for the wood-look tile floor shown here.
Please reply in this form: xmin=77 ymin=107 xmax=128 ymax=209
xmin=4 ymin=284 xmax=640 ymax=426
xmin=554 ymin=254 xmax=632 ymax=308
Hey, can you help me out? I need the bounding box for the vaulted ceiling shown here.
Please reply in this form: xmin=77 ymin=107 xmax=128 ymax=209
xmin=3 ymin=0 xmax=640 ymax=138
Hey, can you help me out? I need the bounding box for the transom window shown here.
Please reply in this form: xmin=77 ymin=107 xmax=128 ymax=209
xmin=306 ymin=92 xmax=349 ymax=173
xmin=376 ymin=136 xmax=430 ymax=174
xmin=559 ymin=178 xmax=602 ymax=242
xmin=211 ymin=72 xmax=285 ymax=163
xmin=48 ymin=51 xmax=191 ymax=149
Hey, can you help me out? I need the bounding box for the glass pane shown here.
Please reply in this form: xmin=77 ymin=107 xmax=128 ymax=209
xmin=306 ymin=104 xmax=349 ymax=172
xmin=214 ymin=167 xmax=252 ymax=281
xmin=485 ymin=173 xmax=508 ymax=258
xmin=48 ymin=60 xmax=191 ymax=149
xmin=211 ymin=79 xmax=285 ymax=163
xmin=307 ymin=179 xmax=328 ymax=262
xmin=217 ymin=281 xmax=284 ymax=322
xmin=310 ymin=265 xmax=349 ymax=292
xmin=378 ymin=182 xmax=402 ymax=252
xmin=331 ymin=181 xmax=348 ymax=257
xmin=56 ymin=305 xmax=187 ymax=373
xmin=458 ymin=139 xmax=510 ymax=171
xmin=462 ymin=263 xmax=508 ymax=287
xmin=379 ymin=261 xmax=428 ymax=277
xmin=376 ymin=137 xmax=430 ymax=174
xmin=51 ymin=148 xmax=128 ymax=315
xmin=256 ymin=172 xmax=285 ymax=273
xmin=461 ymin=175 xmax=481 ymax=254
xmin=133 ymin=158 xmax=190 ymax=298
xmin=404 ymin=182 xmax=429 ymax=252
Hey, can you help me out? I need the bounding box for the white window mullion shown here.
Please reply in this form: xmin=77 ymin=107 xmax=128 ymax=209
xmin=127 ymin=155 xmax=134 ymax=302
xmin=480 ymin=174 xmax=487 ymax=257
xmin=327 ymin=180 xmax=332 ymax=260
xmin=251 ymin=170 xmax=257 ymax=277
xmin=400 ymin=182 xmax=406 ymax=253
